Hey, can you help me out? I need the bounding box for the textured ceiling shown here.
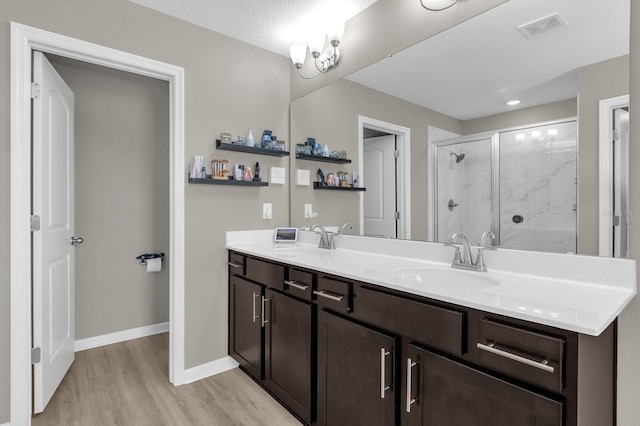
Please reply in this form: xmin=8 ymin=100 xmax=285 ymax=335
xmin=128 ymin=0 xmax=379 ymax=57
xmin=129 ymin=0 xmax=629 ymax=122
xmin=347 ymin=0 xmax=630 ymax=120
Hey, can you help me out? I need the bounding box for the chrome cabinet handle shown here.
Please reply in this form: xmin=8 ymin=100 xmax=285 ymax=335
xmin=261 ymin=296 xmax=270 ymax=328
xmin=71 ymin=236 xmax=84 ymax=246
xmin=227 ymin=261 xmax=242 ymax=268
xmin=252 ymin=292 xmax=260 ymax=323
xmin=313 ymin=290 xmax=344 ymax=302
xmin=406 ymin=358 xmax=418 ymax=413
xmin=477 ymin=342 xmax=555 ymax=373
xmin=380 ymin=348 xmax=391 ymax=399
xmin=284 ymin=280 xmax=309 ymax=291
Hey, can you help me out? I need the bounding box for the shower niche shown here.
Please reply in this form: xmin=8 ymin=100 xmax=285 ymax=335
xmin=433 ymin=120 xmax=577 ymax=254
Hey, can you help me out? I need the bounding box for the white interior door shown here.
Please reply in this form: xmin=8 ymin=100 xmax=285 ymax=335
xmin=32 ymin=51 xmax=76 ymax=413
xmin=363 ymin=135 xmax=396 ymax=238
xmin=613 ymin=107 xmax=630 ymax=258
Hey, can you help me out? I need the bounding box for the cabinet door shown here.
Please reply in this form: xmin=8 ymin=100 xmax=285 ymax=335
xmin=264 ymin=289 xmax=313 ymax=424
xmin=229 ymin=276 xmax=263 ymax=379
xmin=404 ymin=344 xmax=563 ymax=426
xmin=317 ymin=310 xmax=396 ymax=426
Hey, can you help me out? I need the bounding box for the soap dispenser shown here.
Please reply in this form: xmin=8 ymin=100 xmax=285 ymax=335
xmin=246 ymin=129 xmax=255 ymax=147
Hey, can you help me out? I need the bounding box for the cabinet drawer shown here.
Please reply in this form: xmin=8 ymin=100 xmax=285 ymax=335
xmin=228 ymin=252 xmax=245 ymax=276
xmin=245 ymin=257 xmax=285 ymax=288
xmin=315 ymin=276 xmax=352 ymax=313
xmin=283 ymin=268 xmax=314 ymax=301
xmin=478 ymin=319 xmax=564 ymax=393
xmin=356 ymin=286 xmax=464 ymax=356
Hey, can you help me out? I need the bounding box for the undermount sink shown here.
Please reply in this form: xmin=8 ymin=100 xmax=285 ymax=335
xmin=391 ymin=267 xmax=499 ymax=290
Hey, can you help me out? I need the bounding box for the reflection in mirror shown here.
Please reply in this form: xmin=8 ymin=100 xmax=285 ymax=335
xmin=433 ymin=120 xmax=577 ymax=254
xmin=289 ymin=0 xmax=630 ymax=255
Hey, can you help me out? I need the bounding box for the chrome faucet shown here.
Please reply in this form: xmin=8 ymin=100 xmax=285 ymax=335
xmin=475 ymin=231 xmax=497 ymax=272
xmin=338 ymin=223 xmax=353 ymax=234
xmin=451 ymin=232 xmax=474 ymax=266
xmin=443 ymin=232 xmax=495 ymax=272
xmin=311 ymin=225 xmax=336 ymax=250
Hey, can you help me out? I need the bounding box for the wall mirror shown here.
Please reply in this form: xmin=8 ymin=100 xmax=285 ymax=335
xmin=289 ymin=0 xmax=630 ymax=255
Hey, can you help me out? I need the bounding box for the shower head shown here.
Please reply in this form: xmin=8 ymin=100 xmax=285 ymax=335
xmin=450 ymin=151 xmax=465 ymax=163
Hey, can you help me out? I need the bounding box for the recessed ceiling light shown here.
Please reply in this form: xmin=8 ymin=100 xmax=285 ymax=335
xmin=507 ymin=100 xmax=521 ymax=106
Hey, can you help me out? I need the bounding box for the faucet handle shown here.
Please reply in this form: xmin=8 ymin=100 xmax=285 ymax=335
xmin=443 ymin=241 xmax=462 ymax=263
xmin=479 ymin=230 xmax=497 ymax=249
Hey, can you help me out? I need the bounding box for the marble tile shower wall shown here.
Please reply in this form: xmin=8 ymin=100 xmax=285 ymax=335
xmin=436 ymin=138 xmax=492 ymax=244
xmin=435 ymin=120 xmax=577 ymax=253
xmin=500 ymin=122 xmax=577 ymax=253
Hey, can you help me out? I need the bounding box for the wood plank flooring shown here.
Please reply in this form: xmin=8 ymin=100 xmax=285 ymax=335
xmin=32 ymin=333 xmax=302 ymax=426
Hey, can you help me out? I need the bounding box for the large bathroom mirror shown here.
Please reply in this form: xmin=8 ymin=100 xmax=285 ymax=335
xmin=289 ymin=0 xmax=630 ymax=255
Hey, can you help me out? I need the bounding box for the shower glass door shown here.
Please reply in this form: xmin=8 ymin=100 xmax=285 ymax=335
xmin=435 ymin=136 xmax=493 ymax=244
xmin=499 ymin=121 xmax=577 ymax=253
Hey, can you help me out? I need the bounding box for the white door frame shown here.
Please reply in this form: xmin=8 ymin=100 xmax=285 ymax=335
xmin=358 ymin=116 xmax=411 ymax=239
xmin=10 ymin=22 xmax=186 ymax=425
xmin=598 ymin=94 xmax=630 ymax=256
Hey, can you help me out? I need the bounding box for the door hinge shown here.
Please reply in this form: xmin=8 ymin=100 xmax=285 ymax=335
xmin=395 ymin=211 xmax=400 ymax=220
xmin=31 ymin=347 xmax=41 ymax=364
xmin=614 ymin=215 xmax=621 ymax=227
xmin=613 ymin=129 xmax=621 ymax=142
xmin=31 ymin=82 xmax=41 ymax=99
xmin=30 ymin=215 xmax=41 ymax=232
xmin=394 ymin=150 xmax=400 ymax=158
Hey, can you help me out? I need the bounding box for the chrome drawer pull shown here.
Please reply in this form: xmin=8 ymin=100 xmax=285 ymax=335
xmin=284 ymin=280 xmax=309 ymax=291
xmin=380 ymin=348 xmax=391 ymax=399
xmin=252 ymin=292 xmax=260 ymax=323
xmin=227 ymin=261 xmax=242 ymax=268
xmin=313 ymin=290 xmax=344 ymax=302
xmin=477 ymin=342 xmax=555 ymax=373
xmin=261 ymin=296 xmax=270 ymax=328
xmin=406 ymin=358 xmax=418 ymax=413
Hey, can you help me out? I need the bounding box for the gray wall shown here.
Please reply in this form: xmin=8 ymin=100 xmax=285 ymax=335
xmin=0 ymin=0 xmax=290 ymax=422
xmin=577 ymin=55 xmax=630 ymax=256
xmin=619 ymin=1 xmax=640 ymax=424
xmin=461 ymin=98 xmax=577 ymax=135
xmin=48 ymin=55 xmax=170 ymax=339
xmin=290 ymin=78 xmax=461 ymax=241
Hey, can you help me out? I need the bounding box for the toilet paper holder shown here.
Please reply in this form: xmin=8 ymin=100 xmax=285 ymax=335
xmin=136 ymin=253 xmax=165 ymax=266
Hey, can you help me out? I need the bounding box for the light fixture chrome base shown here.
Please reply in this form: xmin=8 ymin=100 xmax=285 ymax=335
xmin=317 ymin=47 xmax=340 ymax=73
xmin=295 ymin=46 xmax=341 ymax=80
xmin=420 ymin=0 xmax=458 ymax=11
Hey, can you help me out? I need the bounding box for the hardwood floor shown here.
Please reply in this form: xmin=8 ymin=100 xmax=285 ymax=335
xmin=32 ymin=333 xmax=302 ymax=426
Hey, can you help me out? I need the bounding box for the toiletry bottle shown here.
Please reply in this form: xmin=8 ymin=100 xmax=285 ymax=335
xmin=323 ymin=143 xmax=329 ymax=157
xmin=246 ymin=130 xmax=254 ymax=147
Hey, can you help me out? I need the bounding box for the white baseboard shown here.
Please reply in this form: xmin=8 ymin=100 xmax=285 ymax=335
xmin=184 ymin=356 xmax=239 ymax=384
xmin=75 ymin=322 xmax=169 ymax=352
xmin=1 ymin=422 xmax=9 ymax=426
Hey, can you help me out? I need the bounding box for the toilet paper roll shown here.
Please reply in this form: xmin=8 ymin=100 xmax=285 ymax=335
xmin=146 ymin=257 xmax=162 ymax=273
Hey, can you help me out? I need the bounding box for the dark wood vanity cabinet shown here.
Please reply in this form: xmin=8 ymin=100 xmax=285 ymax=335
xmin=228 ymin=251 xmax=615 ymax=426
xmin=404 ymin=343 xmax=562 ymax=426
xmin=229 ymin=275 xmax=263 ymax=379
xmin=228 ymin=253 xmax=314 ymax=424
xmin=264 ymin=288 xmax=313 ymax=424
xmin=316 ymin=309 xmax=396 ymax=426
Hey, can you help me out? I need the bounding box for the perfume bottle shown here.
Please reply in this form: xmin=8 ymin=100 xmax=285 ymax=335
xmin=246 ymin=129 xmax=254 ymax=147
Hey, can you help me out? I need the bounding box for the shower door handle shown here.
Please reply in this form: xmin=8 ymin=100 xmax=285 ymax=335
xmin=448 ymin=199 xmax=459 ymax=211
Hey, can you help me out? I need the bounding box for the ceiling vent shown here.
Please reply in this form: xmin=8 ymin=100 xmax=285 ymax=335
xmin=517 ymin=13 xmax=567 ymax=39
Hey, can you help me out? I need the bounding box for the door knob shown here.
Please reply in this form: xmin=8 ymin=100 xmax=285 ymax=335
xmin=71 ymin=236 xmax=84 ymax=246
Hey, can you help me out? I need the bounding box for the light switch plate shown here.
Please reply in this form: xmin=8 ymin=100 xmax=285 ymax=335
xmin=263 ymin=203 xmax=273 ymax=219
xmin=304 ymin=204 xmax=313 ymax=218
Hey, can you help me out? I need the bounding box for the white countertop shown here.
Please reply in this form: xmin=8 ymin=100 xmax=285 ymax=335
xmin=226 ymin=229 xmax=637 ymax=336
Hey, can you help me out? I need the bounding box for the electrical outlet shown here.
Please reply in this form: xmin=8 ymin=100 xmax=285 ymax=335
xmin=304 ymin=204 xmax=313 ymax=218
xmin=263 ymin=203 xmax=272 ymax=219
